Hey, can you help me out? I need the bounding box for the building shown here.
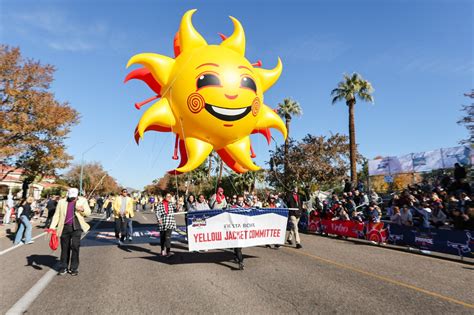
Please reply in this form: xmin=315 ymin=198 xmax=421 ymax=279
xmin=0 ymin=164 xmax=58 ymax=200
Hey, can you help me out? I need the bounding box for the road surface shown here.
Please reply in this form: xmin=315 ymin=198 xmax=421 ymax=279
xmin=1 ymin=211 xmax=473 ymax=314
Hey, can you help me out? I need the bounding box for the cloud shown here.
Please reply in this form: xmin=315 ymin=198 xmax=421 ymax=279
xmin=5 ymin=9 xmax=109 ymax=52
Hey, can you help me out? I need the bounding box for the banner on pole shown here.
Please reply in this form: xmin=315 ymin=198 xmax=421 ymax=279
xmin=368 ymin=145 xmax=471 ymax=176
xmin=186 ymin=208 xmax=288 ymax=251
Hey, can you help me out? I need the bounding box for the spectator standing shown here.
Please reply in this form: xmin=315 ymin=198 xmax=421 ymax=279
xmin=390 ymin=206 xmax=402 ymax=225
xmin=286 ymin=187 xmax=303 ymax=249
xmin=186 ymin=194 xmax=197 ymax=212
xmin=156 ymin=193 xmax=177 ymax=257
xmin=50 ymin=188 xmax=91 ymax=276
xmin=210 ymin=187 xmax=227 ymax=209
xmin=195 ymin=194 xmax=210 ymax=210
xmin=454 ymin=163 xmax=467 ymax=182
xmin=400 ymin=205 xmax=413 ymax=226
xmin=13 ymin=197 xmax=35 ymax=245
xmin=3 ymin=193 xmax=14 ymax=224
xmin=112 ymin=189 xmax=134 ymax=244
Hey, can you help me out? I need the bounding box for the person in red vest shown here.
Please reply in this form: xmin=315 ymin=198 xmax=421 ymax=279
xmin=286 ymin=187 xmax=303 ymax=249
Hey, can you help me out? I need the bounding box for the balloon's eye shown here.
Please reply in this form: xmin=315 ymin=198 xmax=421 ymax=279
xmin=240 ymin=76 xmax=257 ymax=93
xmin=197 ymin=74 xmax=221 ymax=89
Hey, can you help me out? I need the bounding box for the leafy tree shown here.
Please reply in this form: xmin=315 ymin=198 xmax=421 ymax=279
xmin=277 ymin=98 xmax=303 ymax=185
xmin=331 ymin=73 xmax=374 ymax=185
xmin=458 ymin=90 xmax=473 ymax=144
xmin=0 ymin=45 xmax=79 ymax=198
xmin=63 ymin=162 xmax=120 ymax=196
xmin=268 ymin=133 xmax=362 ymax=191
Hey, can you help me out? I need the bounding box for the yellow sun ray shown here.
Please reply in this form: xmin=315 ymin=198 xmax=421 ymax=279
xmin=179 ymin=9 xmax=207 ymax=52
xmin=254 ymin=58 xmax=283 ymax=93
xmin=176 ymin=137 xmax=213 ymax=173
xmin=220 ymin=16 xmax=245 ymax=56
xmin=224 ymin=136 xmax=260 ymax=171
xmin=255 ymin=105 xmax=288 ymax=139
xmin=137 ymin=98 xmax=176 ymax=139
xmin=127 ymin=53 xmax=175 ymax=86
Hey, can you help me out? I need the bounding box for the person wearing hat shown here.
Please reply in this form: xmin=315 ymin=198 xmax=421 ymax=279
xmin=50 ymin=188 xmax=91 ymax=276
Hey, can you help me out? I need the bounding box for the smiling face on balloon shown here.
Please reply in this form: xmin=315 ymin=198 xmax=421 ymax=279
xmin=170 ymin=45 xmax=264 ymax=143
xmin=126 ymin=9 xmax=287 ymax=174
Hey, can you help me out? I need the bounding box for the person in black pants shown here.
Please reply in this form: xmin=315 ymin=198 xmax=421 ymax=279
xmin=44 ymin=196 xmax=58 ymax=228
xmin=49 ymin=188 xmax=91 ymax=276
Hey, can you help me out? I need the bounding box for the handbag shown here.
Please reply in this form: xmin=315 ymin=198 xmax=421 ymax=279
xmin=45 ymin=228 xmax=59 ymax=251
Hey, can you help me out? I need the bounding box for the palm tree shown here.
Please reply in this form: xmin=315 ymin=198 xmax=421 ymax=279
xmin=277 ymin=98 xmax=303 ymax=185
xmin=331 ymin=73 xmax=374 ymax=185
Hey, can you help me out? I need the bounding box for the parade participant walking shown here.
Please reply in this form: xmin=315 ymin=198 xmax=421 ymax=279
xmin=13 ymin=197 xmax=35 ymax=245
xmin=286 ymin=187 xmax=303 ymax=249
xmin=44 ymin=195 xmax=58 ymax=228
xmin=103 ymin=195 xmax=114 ymax=220
xmin=113 ymin=189 xmax=134 ymax=244
xmin=50 ymin=188 xmax=91 ymax=276
xmin=195 ymin=194 xmax=210 ymax=210
xmin=156 ymin=193 xmax=177 ymax=257
xmin=210 ymin=187 xmax=227 ymax=209
xmin=231 ymin=196 xmax=247 ymax=270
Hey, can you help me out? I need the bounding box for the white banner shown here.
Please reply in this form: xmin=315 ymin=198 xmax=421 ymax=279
xmin=441 ymin=146 xmax=471 ymax=168
xmin=187 ymin=208 xmax=288 ymax=251
xmin=368 ymin=145 xmax=472 ymax=176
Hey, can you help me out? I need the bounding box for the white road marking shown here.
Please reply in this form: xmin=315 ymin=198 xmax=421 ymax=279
xmin=0 ymin=232 xmax=47 ymax=256
xmin=5 ymin=219 xmax=103 ymax=314
xmin=6 ymin=267 xmax=58 ymax=315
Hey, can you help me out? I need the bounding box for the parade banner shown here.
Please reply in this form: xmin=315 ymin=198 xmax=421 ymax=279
xmin=386 ymin=223 xmax=474 ymax=258
xmin=368 ymin=145 xmax=472 ymax=175
xmin=441 ymin=146 xmax=472 ymax=168
xmin=187 ymin=208 xmax=289 ymax=251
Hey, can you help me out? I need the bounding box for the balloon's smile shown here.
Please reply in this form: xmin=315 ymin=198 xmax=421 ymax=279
xmin=205 ymin=103 xmax=251 ymax=121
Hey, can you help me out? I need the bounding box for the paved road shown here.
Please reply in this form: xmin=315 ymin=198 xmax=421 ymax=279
xmin=1 ymin=211 xmax=473 ymax=314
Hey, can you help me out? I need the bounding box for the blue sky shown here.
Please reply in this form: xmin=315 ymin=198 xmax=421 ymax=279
xmin=1 ymin=0 xmax=472 ymax=189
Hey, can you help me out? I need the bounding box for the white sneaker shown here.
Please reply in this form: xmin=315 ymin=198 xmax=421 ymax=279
xmin=161 ymin=250 xmax=167 ymax=256
xmin=117 ymin=239 xmax=122 ymax=246
xmin=25 ymin=240 xmax=34 ymax=245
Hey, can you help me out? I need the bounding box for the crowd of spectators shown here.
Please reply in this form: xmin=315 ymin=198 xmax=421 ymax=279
xmin=386 ymin=164 xmax=473 ymax=230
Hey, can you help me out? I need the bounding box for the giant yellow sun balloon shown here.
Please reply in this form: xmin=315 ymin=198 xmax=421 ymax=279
xmin=125 ymin=9 xmax=287 ymax=174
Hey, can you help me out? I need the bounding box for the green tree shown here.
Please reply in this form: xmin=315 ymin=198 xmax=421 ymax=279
xmin=0 ymin=46 xmax=79 ymax=198
xmin=63 ymin=162 xmax=120 ymax=196
xmin=277 ymin=98 xmax=303 ymax=186
xmin=458 ymin=90 xmax=473 ymax=144
xmin=268 ymin=133 xmax=359 ymax=191
xmin=331 ymin=73 xmax=374 ymax=185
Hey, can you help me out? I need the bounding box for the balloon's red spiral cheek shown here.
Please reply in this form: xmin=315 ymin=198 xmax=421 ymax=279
xmin=187 ymin=93 xmax=205 ymax=113
xmin=252 ymin=97 xmax=261 ymax=116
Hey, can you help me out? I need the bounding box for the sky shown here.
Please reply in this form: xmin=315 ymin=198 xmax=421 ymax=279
xmin=1 ymin=0 xmax=472 ymax=189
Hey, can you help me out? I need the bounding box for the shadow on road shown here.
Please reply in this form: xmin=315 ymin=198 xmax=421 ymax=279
xmin=25 ymin=254 xmax=58 ymax=271
xmin=119 ymin=244 xmax=258 ymax=270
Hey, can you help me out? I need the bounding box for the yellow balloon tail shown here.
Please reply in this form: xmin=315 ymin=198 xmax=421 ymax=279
xmin=224 ymin=137 xmax=260 ymax=171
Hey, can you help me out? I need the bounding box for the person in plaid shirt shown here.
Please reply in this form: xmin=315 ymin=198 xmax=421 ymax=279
xmin=156 ymin=193 xmax=177 ymax=257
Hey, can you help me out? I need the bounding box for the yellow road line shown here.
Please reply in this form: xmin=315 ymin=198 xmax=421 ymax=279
xmin=286 ymin=248 xmax=474 ymax=309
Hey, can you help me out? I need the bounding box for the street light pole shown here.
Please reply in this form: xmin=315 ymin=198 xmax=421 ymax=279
xmin=79 ymin=141 xmax=103 ymax=196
